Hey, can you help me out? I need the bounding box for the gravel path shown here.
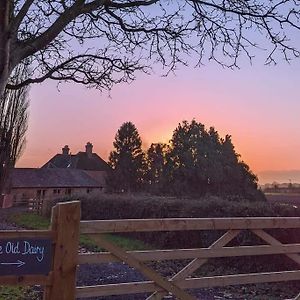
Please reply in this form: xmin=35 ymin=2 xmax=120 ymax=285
xmin=76 ymin=261 xmax=216 ymax=300
xmin=76 ymin=259 xmax=300 ymax=300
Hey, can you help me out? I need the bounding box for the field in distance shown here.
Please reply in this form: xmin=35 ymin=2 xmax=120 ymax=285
xmin=265 ymin=192 xmax=300 ymax=206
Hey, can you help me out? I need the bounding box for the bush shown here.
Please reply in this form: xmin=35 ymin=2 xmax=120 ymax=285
xmin=44 ymin=194 xmax=300 ymax=247
xmin=46 ymin=193 xmax=300 ymax=273
xmin=76 ymin=194 xmax=300 ymax=248
xmin=79 ymin=194 xmax=299 ymax=220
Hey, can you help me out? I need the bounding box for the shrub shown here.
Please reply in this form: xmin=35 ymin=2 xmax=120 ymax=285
xmin=45 ymin=193 xmax=300 ymax=273
xmin=76 ymin=194 xmax=300 ymax=248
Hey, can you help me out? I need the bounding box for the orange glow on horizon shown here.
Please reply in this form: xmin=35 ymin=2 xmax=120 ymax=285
xmin=16 ymin=60 xmax=300 ymax=185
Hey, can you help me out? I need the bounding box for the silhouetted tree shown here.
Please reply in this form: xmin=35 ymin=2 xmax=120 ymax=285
xmin=107 ymin=122 xmax=145 ymax=192
xmin=219 ymin=135 xmax=262 ymax=199
xmin=145 ymin=143 xmax=168 ymax=194
xmin=0 ymin=64 xmax=29 ymax=194
xmin=203 ymin=127 xmax=224 ymax=194
xmin=165 ymin=120 xmax=262 ymax=200
xmin=1 ymin=1 xmax=300 ymax=97
xmin=167 ymin=120 xmax=208 ymax=196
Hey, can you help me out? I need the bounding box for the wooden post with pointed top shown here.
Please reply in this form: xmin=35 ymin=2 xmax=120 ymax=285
xmin=44 ymin=201 xmax=81 ymax=300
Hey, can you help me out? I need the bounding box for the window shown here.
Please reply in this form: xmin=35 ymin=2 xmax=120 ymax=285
xmin=38 ymin=190 xmax=47 ymax=198
xmin=65 ymin=188 xmax=72 ymax=195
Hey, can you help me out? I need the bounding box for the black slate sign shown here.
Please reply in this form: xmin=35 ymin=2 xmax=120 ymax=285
xmin=0 ymin=238 xmax=52 ymax=276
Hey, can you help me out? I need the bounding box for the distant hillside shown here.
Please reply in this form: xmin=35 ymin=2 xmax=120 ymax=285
xmin=258 ymin=170 xmax=300 ymax=185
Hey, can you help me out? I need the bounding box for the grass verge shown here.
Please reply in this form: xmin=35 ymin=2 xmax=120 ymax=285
xmin=0 ymin=285 xmax=40 ymax=300
xmin=11 ymin=213 xmax=50 ymax=230
xmin=10 ymin=212 xmax=150 ymax=251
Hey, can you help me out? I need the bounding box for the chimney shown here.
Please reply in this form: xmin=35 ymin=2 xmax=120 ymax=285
xmin=62 ymin=145 xmax=70 ymax=155
xmin=85 ymin=142 xmax=93 ymax=157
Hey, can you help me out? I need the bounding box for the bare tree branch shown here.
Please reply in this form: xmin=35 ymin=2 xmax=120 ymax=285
xmin=0 ymin=0 xmax=299 ymax=94
xmin=6 ymin=53 xmax=145 ymax=90
xmin=10 ymin=0 xmax=35 ymax=33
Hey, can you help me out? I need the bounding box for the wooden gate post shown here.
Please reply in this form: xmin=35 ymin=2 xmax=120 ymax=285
xmin=44 ymin=201 xmax=81 ymax=300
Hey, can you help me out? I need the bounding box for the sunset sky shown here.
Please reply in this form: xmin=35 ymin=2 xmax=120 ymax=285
xmin=17 ymin=52 xmax=300 ymax=184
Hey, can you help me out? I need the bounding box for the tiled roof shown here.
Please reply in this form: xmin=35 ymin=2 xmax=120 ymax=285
xmin=83 ymin=170 xmax=107 ymax=186
xmin=74 ymin=152 xmax=110 ymax=171
xmin=42 ymin=152 xmax=110 ymax=171
xmin=9 ymin=168 xmax=103 ymax=188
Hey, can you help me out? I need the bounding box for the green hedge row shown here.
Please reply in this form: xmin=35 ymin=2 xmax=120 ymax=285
xmin=78 ymin=194 xmax=299 ymax=248
xmin=79 ymin=194 xmax=300 ymax=219
xmin=47 ymin=194 xmax=300 ymax=273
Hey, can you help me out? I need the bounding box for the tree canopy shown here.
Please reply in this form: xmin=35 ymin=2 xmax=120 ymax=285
xmin=145 ymin=143 xmax=168 ymax=194
xmin=165 ymin=120 xmax=262 ymax=199
xmin=1 ymin=0 xmax=300 ymax=96
xmin=107 ymin=120 xmax=264 ymax=201
xmin=108 ymin=121 xmax=145 ymax=192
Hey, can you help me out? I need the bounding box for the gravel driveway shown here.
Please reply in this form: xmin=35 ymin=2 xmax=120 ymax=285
xmin=77 ymin=261 xmax=217 ymax=300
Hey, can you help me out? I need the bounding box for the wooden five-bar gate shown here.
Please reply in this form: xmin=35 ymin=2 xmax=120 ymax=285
xmin=0 ymin=201 xmax=300 ymax=299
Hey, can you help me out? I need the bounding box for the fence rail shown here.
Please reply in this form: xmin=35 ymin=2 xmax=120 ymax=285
xmin=76 ymin=270 xmax=300 ymax=298
xmin=78 ymin=243 xmax=300 ymax=264
xmin=12 ymin=197 xmax=45 ymax=213
xmin=78 ymin=215 xmax=300 ymax=300
xmin=28 ymin=198 xmax=44 ymax=213
xmin=80 ymin=217 xmax=300 ymax=232
xmin=1 ymin=201 xmax=300 ymax=300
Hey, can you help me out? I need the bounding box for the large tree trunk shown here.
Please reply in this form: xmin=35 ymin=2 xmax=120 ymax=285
xmin=0 ymin=1 xmax=12 ymax=195
xmin=0 ymin=73 xmax=9 ymax=98
xmin=0 ymin=1 xmax=12 ymax=98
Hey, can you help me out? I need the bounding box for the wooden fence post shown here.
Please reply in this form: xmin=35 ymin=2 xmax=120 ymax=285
xmin=44 ymin=201 xmax=81 ymax=300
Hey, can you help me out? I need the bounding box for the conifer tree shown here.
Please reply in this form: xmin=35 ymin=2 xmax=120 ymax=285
xmin=108 ymin=122 xmax=145 ymax=192
xmin=145 ymin=143 xmax=168 ymax=194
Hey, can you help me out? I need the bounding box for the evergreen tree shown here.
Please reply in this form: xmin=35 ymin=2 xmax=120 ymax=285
xmin=204 ymin=127 xmax=225 ymax=194
xmin=145 ymin=143 xmax=168 ymax=194
xmin=220 ymin=135 xmax=242 ymax=194
xmin=167 ymin=120 xmax=208 ymax=196
xmin=107 ymin=122 xmax=145 ymax=192
xmin=219 ymin=135 xmax=262 ymax=200
xmin=165 ymin=120 xmax=262 ymax=200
